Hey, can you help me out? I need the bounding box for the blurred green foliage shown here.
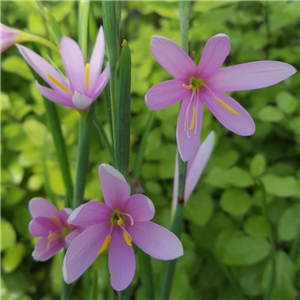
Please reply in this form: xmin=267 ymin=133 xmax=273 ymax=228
xmin=1 ymin=1 xmax=299 ymax=300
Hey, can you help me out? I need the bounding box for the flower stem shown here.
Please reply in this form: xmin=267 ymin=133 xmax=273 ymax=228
xmin=18 ymin=31 xmax=58 ymax=51
xmin=73 ymin=106 xmax=94 ymax=208
xmin=78 ymin=0 xmax=90 ymax=61
xmin=160 ymin=2 xmax=191 ymax=299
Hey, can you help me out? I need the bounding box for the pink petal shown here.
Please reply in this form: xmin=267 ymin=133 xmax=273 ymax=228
xmin=36 ymin=81 xmax=74 ymax=108
xmin=68 ymin=200 xmax=112 ymax=227
xmin=71 ymin=93 xmax=93 ymax=110
xmin=29 ymin=217 xmax=59 ymax=237
xmin=29 ymin=197 xmax=59 ymax=219
xmin=108 ymin=227 xmax=135 ymax=291
xmin=145 ymin=79 xmax=190 ymax=110
xmin=60 ymin=36 xmax=85 ymax=94
xmin=33 ymin=236 xmax=64 ymax=261
xmin=151 ymin=35 xmax=196 ymax=79
xmin=196 ymin=33 xmax=230 ymax=79
xmin=65 ymin=229 xmax=81 ymax=248
xmin=185 ymin=131 xmax=215 ymax=201
xmin=59 ymin=208 xmax=72 ymax=225
xmin=128 ymin=221 xmax=183 ymax=260
xmin=176 ymin=96 xmax=203 ymax=162
xmin=122 ymin=194 xmax=155 ymax=223
xmin=16 ymin=44 xmax=70 ymax=97
xmin=90 ymin=63 xmax=110 ymax=99
xmin=98 ymin=164 xmax=130 ymax=210
xmin=63 ymin=223 xmax=110 ymax=284
xmin=89 ymin=26 xmax=105 ymax=91
xmin=207 ymin=61 xmax=297 ymax=92
xmin=202 ymin=88 xmax=255 ymax=136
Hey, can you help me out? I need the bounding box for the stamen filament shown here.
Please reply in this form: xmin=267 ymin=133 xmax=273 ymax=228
xmin=189 ymin=107 xmax=196 ymax=131
xmin=215 ymin=97 xmax=239 ymax=115
xmin=97 ymin=235 xmax=112 ymax=254
xmin=47 ymin=74 xmax=70 ymax=93
xmin=85 ymin=63 xmax=90 ymax=90
xmin=120 ymin=212 xmax=134 ymax=226
xmin=123 ymin=229 xmax=133 ymax=247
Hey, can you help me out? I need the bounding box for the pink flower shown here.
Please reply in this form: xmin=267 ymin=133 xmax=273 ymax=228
xmin=0 ymin=23 xmax=20 ymax=52
xmin=172 ymin=131 xmax=215 ymax=213
xmin=29 ymin=198 xmax=81 ymax=261
xmin=17 ymin=26 xmax=109 ymax=110
xmin=63 ymin=164 xmax=183 ymax=291
xmin=145 ymin=34 xmax=296 ymax=161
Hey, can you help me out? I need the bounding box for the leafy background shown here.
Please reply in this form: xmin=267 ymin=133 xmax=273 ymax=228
xmin=1 ymin=1 xmax=299 ymax=300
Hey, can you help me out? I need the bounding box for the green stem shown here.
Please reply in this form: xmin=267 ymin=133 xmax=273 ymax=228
xmin=93 ymin=112 xmax=114 ymax=162
xmin=109 ymin=62 xmax=117 ymax=158
xmin=18 ymin=31 xmax=58 ymax=51
xmin=160 ymin=205 xmax=184 ymax=300
xmin=259 ymin=180 xmax=276 ymax=300
xmin=78 ymin=0 xmax=90 ymax=61
xmin=73 ymin=106 xmax=94 ymax=208
xmin=290 ymin=225 xmax=300 ymax=262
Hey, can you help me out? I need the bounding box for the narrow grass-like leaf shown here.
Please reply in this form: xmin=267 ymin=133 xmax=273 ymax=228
xmin=116 ymin=41 xmax=131 ymax=177
xmin=78 ymin=0 xmax=90 ymax=61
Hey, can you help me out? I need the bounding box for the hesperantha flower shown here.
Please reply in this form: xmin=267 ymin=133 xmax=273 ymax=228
xmin=17 ymin=26 xmax=109 ymax=111
xmin=29 ymin=197 xmax=81 ymax=261
xmin=1 ymin=23 xmax=20 ymax=52
xmin=63 ymin=164 xmax=183 ymax=291
xmin=145 ymin=34 xmax=297 ymax=161
xmin=172 ymin=131 xmax=215 ymax=214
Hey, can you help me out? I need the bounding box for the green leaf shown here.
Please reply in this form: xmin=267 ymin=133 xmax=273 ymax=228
xmin=27 ymin=173 xmax=44 ymax=191
xmin=220 ymin=188 xmax=252 ymax=216
xmin=250 ymin=154 xmax=266 ymax=177
xmin=243 ymin=215 xmax=268 ymax=238
xmin=1 ymin=219 xmax=16 ymax=251
xmin=222 ymin=236 xmax=270 ymax=266
xmin=275 ymin=91 xmax=298 ymax=114
xmin=263 ymin=251 xmax=297 ymax=300
xmin=261 ymin=174 xmax=299 ymax=197
xmin=45 ymin=7 xmax=63 ymax=47
xmin=23 ymin=119 xmax=48 ymax=147
xmin=278 ymin=204 xmax=299 ymax=241
xmin=2 ymin=56 xmax=34 ymax=80
xmin=116 ymin=41 xmax=131 ymax=177
xmin=2 ymin=243 xmax=25 ymax=273
xmin=259 ymin=106 xmax=284 ymax=122
xmin=184 ymin=189 xmax=214 ymax=227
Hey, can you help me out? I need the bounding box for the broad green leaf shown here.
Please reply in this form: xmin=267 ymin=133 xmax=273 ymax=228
xmin=278 ymin=204 xmax=299 ymax=241
xmin=220 ymin=188 xmax=252 ymax=216
xmin=222 ymin=236 xmax=270 ymax=266
xmin=27 ymin=173 xmax=44 ymax=191
xmin=2 ymin=243 xmax=25 ymax=273
xmin=259 ymin=106 xmax=284 ymax=122
xmin=184 ymin=189 xmax=214 ymax=227
xmin=250 ymin=154 xmax=266 ymax=177
xmin=1 ymin=219 xmax=16 ymax=251
xmin=23 ymin=119 xmax=48 ymax=147
xmin=243 ymin=215 xmax=268 ymax=238
xmin=261 ymin=174 xmax=299 ymax=198
xmin=263 ymin=251 xmax=297 ymax=300
xmin=276 ymin=91 xmax=298 ymax=114
xmin=2 ymin=56 xmax=34 ymax=80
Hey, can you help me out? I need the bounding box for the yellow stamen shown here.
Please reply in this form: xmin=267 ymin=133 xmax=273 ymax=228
xmin=123 ymin=229 xmax=132 ymax=247
xmin=189 ymin=107 xmax=196 ymax=131
xmin=65 ymin=221 xmax=74 ymax=231
xmin=117 ymin=219 xmax=123 ymax=226
xmin=182 ymin=84 xmax=193 ymax=90
xmin=51 ymin=215 xmax=60 ymax=226
xmin=74 ymin=90 xmax=78 ymax=94
xmin=97 ymin=235 xmax=112 ymax=255
xmin=47 ymin=74 xmax=70 ymax=93
xmin=216 ymin=97 xmax=239 ymax=115
xmin=85 ymin=63 xmax=90 ymax=90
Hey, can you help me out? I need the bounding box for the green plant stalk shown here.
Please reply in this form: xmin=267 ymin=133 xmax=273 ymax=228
xmin=18 ymin=31 xmax=58 ymax=51
xmin=160 ymin=2 xmax=191 ymax=299
xmin=259 ymin=180 xmax=276 ymax=300
xmin=61 ymin=252 xmax=73 ymax=300
xmin=93 ymin=112 xmax=114 ymax=162
xmin=78 ymin=0 xmax=90 ymax=61
xmin=289 ymin=224 xmax=300 ymax=262
xmin=73 ymin=106 xmax=94 ymax=208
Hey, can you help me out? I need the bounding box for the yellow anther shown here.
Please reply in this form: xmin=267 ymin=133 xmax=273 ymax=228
xmin=117 ymin=219 xmax=123 ymax=226
xmin=74 ymin=90 xmax=78 ymax=94
xmin=189 ymin=107 xmax=196 ymax=131
xmin=47 ymin=74 xmax=70 ymax=93
xmin=97 ymin=235 xmax=112 ymax=255
xmin=215 ymin=97 xmax=239 ymax=115
xmin=182 ymin=84 xmax=193 ymax=90
xmin=85 ymin=63 xmax=90 ymax=90
xmin=51 ymin=215 xmax=60 ymax=226
xmin=123 ymin=229 xmax=132 ymax=247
